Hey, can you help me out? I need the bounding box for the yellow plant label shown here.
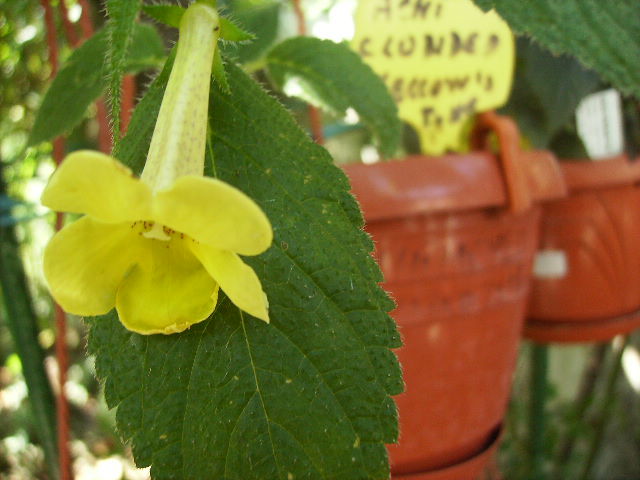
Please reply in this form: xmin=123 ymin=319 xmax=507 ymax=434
xmin=352 ymin=0 xmax=514 ymax=154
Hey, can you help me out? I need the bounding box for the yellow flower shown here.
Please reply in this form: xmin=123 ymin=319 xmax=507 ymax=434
xmin=41 ymin=2 xmax=272 ymax=334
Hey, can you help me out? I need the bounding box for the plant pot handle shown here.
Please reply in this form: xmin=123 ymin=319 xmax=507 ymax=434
xmin=471 ymin=111 xmax=531 ymax=214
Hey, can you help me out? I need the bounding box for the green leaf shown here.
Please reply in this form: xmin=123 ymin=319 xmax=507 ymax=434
xmin=267 ymin=37 xmax=401 ymax=158
xmin=106 ymin=0 xmax=142 ymax=145
xmin=219 ymin=0 xmax=280 ymax=64
xmin=142 ymin=4 xmax=184 ymax=28
xmin=142 ymin=4 xmax=253 ymax=44
xmin=140 ymin=4 xmax=248 ymax=93
xmin=88 ymin=60 xmax=401 ymax=479
xmin=212 ymin=48 xmax=230 ymax=93
xmin=29 ymin=24 xmax=164 ymax=146
xmin=29 ymin=31 xmax=104 ymax=146
xmin=501 ymin=37 xmax=601 ymax=148
xmin=122 ymin=23 xmax=165 ymax=73
xmin=548 ymin=127 xmax=589 ymax=158
xmin=219 ymin=17 xmax=255 ymax=42
xmin=473 ymin=0 xmax=640 ymax=98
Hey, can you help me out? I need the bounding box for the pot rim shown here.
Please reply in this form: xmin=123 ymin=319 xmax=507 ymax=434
xmin=559 ymin=154 xmax=640 ymax=193
xmin=342 ymin=149 xmax=564 ymax=222
xmin=342 ymin=113 xmax=566 ymax=222
xmin=391 ymin=425 xmax=502 ymax=479
xmin=525 ymin=306 xmax=640 ymax=343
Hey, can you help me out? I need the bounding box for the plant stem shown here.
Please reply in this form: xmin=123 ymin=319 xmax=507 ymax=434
xmin=529 ymin=343 xmax=549 ymax=480
xmin=578 ymin=337 xmax=628 ymax=480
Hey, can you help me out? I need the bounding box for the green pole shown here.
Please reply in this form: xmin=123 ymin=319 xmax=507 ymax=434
xmin=529 ymin=343 xmax=549 ymax=480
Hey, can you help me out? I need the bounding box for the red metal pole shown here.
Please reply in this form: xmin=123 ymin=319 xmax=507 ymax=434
xmin=77 ymin=0 xmax=94 ymax=39
xmin=57 ymin=0 xmax=79 ymax=47
xmin=40 ymin=1 xmax=72 ymax=478
xmin=291 ymin=0 xmax=324 ymax=144
xmin=120 ymin=74 xmax=136 ymax=134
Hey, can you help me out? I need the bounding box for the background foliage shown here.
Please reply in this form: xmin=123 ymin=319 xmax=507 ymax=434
xmin=474 ymin=0 xmax=640 ymax=98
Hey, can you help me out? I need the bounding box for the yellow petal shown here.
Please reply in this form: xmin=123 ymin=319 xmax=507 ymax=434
xmin=153 ymin=176 xmax=272 ymax=256
xmin=43 ymin=217 xmax=139 ymax=316
xmin=41 ymin=150 xmax=152 ymax=223
xmin=190 ymin=242 xmax=269 ymax=322
xmin=115 ymin=236 xmax=219 ymax=335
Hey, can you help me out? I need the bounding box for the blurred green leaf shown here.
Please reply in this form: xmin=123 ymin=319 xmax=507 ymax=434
xmin=142 ymin=4 xmax=254 ymax=43
xmin=29 ymin=30 xmax=104 ymax=146
xmin=212 ymin=49 xmax=230 ymax=93
xmin=122 ymin=23 xmax=165 ymax=73
xmin=106 ymin=0 xmax=142 ymax=145
xmin=267 ymin=37 xmax=402 ymax=157
xmin=219 ymin=0 xmax=280 ymax=64
xmin=219 ymin=17 xmax=255 ymax=42
xmin=548 ymin=128 xmax=589 ymax=158
xmin=140 ymin=4 xmax=249 ymax=93
xmin=29 ymin=24 xmax=165 ymax=146
xmin=501 ymin=37 xmax=601 ymax=148
xmin=473 ymin=0 xmax=640 ymax=98
xmin=142 ymin=4 xmax=184 ymax=28
xmin=88 ymin=59 xmax=401 ymax=479
xmin=623 ymin=97 xmax=640 ymax=156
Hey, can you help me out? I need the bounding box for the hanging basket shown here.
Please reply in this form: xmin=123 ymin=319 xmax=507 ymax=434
xmin=526 ymin=155 xmax=640 ymax=343
xmin=343 ymin=112 xmax=565 ymax=478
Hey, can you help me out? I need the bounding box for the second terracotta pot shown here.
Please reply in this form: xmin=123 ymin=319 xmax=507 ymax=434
xmin=526 ymin=156 xmax=640 ymax=342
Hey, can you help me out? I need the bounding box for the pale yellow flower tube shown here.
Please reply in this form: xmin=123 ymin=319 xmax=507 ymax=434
xmin=142 ymin=3 xmax=220 ymax=192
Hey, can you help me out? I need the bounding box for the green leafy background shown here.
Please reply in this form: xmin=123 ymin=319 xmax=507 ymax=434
xmin=473 ymin=0 xmax=640 ymax=98
xmin=219 ymin=0 xmax=281 ymax=65
xmin=501 ymin=37 xmax=601 ymax=150
xmin=87 ymin=58 xmax=402 ymax=479
xmin=28 ymin=23 xmax=164 ymax=146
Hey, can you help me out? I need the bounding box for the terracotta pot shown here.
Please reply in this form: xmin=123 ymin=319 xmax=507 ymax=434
xmin=526 ymin=156 xmax=640 ymax=343
xmin=343 ymin=113 xmax=566 ymax=477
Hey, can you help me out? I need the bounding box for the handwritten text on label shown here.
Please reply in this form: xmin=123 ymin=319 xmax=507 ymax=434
xmin=353 ymin=0 xmax=514 ymax=154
